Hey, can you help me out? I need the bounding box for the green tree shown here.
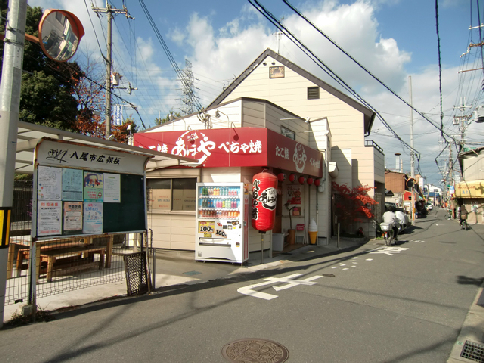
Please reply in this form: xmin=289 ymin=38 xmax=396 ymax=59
xmin=0 ymin=3 xmax=81 ymax=130
xmin=155 ymin=111 xmax=182 ymax=125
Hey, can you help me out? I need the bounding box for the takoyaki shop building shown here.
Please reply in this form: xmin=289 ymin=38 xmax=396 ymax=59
xmin=134 ymin=98 xmax=329 ymax=256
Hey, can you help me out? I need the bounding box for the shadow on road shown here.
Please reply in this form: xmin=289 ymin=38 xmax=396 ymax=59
xmin=456 ymin=275 xmax=484 ymax=286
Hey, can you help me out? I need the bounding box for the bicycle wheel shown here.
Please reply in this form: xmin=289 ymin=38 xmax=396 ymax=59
xmin=384 ymin=232 xmax=391 ymax=246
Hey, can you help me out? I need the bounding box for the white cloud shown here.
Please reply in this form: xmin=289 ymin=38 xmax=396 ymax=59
xmin=23 ymin=0 xmax=474 ymax=184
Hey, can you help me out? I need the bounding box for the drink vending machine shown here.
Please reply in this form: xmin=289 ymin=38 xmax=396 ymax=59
xmin=195 ymin=183 xmax=250 ymax=263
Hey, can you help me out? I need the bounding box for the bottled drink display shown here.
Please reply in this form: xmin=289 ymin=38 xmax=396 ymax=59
xmin=198 ymin=186 xmax=241 ymax=219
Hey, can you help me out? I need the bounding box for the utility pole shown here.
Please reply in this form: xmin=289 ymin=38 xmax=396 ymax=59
xmin=409 ymin=76 xmax=415 ymax=222
xmin=453 ymin=97 xmax=472 ymax=152
xmin=92 ymin=2 xmax=133 ymax=139
xmin=0 ymin=0 xmax=27 ymax=329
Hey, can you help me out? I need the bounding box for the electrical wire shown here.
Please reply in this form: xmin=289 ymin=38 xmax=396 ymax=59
xmin=248 ymin=0 xmax=421 ymax=162
xmin=138 ymin=0 xmax=203 ymax=111
xmin=281 ymin=0 xmax=455 ymax=146
xmin=434 ymin=0 xmax=445 ymax=138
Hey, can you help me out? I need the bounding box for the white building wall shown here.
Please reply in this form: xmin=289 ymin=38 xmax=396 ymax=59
xmin=223 ymin=55 xmax=375 ymax=191
xmin=140 ymin=97 xmax=332 ymax=251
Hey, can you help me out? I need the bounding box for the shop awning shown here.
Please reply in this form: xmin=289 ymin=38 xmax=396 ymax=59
xmin=135 ymin=127 xmax=323 ymax=178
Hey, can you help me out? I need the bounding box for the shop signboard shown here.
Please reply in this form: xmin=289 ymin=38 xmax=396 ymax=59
xmin=455 ymin=182 xmax=484 ymax=198
xmin=135 ymin=128 xmax=323 ymax=177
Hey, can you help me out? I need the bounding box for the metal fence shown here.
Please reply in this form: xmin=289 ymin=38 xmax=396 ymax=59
xmin=5 ymin=234 xmax=128 ymax=305
xmin=5 ymin=180 xmax=128 ymax=306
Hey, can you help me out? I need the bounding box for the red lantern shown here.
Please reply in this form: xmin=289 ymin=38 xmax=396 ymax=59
xmin=277 ymin=173 xmax=285 ymax=181
xmin=298 ymin=176 xmax=305 ymax=185
xmin=307 ymin=177 xmax=314 ymax=185
xmin=252 ymin=170 xmax=278 ymax=232
xmin=288 ymin=174 xmax=296 ymax=182
xmin=314 ymin=179 xmax=321 ymax=187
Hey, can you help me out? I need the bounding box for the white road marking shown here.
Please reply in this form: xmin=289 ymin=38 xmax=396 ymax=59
xmin=369 ymin=246 xmax=408 ymax=255
xmin=237 ymin=274 xmax=324 ymax=300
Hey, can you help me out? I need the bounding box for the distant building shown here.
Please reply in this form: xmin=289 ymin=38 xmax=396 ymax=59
xmin=455 ymin=147 xmax=484 ymax=224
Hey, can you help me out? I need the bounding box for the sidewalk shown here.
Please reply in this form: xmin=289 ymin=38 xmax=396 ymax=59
xmin=3 ymin=236 xmax=363 ymax=322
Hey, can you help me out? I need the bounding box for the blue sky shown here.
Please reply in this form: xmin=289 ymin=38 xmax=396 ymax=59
xmin=28 ymin=0 xmax=478 ymax=186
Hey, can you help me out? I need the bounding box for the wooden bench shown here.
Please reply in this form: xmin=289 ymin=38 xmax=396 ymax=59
xmin=16 ymin=244 xmax=107 ymax=282
xmin=9 ymin=234 xmax=115 ymax=281
xmin=42 ymin=245 xmax=107 ymax=282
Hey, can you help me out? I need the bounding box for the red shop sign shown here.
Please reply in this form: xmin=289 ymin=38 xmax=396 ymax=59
xmin=134 ymin=127 xmax=323 ymax=177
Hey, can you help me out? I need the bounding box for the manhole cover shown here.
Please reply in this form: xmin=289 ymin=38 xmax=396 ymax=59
xmin=222 ymin=338 xmax=289 ymax=363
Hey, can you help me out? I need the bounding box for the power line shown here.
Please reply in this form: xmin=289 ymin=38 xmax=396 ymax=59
xmin=138 ymin=0 xmax=203 ymax=112
xmin=248 ymin=0 xmax=420 ymax=158
xmin=281 ymin=0 xmax=456 ymax=146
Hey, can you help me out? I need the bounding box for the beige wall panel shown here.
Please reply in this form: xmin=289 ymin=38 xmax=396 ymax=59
xmin=201 ymin=168 xmax=242 ymax=183
xmin=170 ymin=241 xmax=195 ymax=250
xmin=147 ymin=215 xmax=172 ymax=228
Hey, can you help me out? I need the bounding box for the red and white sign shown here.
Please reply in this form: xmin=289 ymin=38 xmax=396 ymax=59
xmin=135 ymin=128 xmax=323 ymax=177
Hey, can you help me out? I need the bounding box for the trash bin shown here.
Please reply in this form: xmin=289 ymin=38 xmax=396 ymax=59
xmin=272 ymin=233 xmax=284 ymax=252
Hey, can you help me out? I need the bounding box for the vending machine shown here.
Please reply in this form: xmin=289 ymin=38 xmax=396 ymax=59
xmin=195 ymin=182 xmax=250 ymax=263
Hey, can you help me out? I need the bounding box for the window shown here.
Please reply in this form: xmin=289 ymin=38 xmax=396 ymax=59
xmin=269 ymin=66 xmax=285 ymax=78
xmin=307 ymin=87 xmax=320 ymax=100
xmin=281 ymin=126 xmax=295 ymax=140
xmin=147 ymin=178 xmax=196 ymax=212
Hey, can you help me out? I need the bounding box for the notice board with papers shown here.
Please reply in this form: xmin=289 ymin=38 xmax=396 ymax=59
xmin=33 ymin=138 xmax=149 ymax=239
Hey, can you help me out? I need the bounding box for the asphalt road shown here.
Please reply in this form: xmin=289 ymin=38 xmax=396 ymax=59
xmin=1 ymin=208 xmax=483 ymax=363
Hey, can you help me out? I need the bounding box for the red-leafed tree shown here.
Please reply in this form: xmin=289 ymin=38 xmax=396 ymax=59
xmin=72 ymin=55 xmax=136 ymax=143
xmin=332 ymin=182 xmax=378 ymax=234
xmin=73 ymin=54 xmax=105 ymax=138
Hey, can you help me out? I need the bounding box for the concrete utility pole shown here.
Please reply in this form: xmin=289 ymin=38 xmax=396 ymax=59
xmin=0 ymin=0 xmax=28 ymax=328
xmin=92 ymin=2 xmax=132 ymax=139
xmin=409 ymin=76 xmax=415 ymax=222
xmin=453 ymin=97 xmax=472 ymax=152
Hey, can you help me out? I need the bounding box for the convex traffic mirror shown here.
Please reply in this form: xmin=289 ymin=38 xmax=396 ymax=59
xmin=38 ymin=9 xmax=84 ymax=62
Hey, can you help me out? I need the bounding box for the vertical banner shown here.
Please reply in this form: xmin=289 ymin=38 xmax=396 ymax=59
xmin=0 ymin=208 xmax=11 ymax=248
xmin=113 ymin=105 xmax=123 ymax=126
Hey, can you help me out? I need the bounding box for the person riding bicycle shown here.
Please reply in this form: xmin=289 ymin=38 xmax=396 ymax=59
xmin=459 ymin=206 xmax=467 ymax=227
xmin=382 ymin=209 xmax=399 ymax=241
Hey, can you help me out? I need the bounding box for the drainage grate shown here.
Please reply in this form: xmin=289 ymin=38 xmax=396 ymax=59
xmin=222 ymin=338 xmax=289 ymax=363
xmin=461 ymin=340 xmax=484 ymax=362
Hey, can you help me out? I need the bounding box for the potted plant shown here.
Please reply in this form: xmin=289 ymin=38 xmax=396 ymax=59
xmin=285 ymin=200 xmax=296 ymax=245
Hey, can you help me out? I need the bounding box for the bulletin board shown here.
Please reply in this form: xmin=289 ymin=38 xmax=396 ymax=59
xmin=33 ymin=138 xmax=150 ymax=239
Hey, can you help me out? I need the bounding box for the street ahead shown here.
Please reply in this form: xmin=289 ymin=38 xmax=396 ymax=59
xmin=1 ymin=208 xmax=483 ymax=363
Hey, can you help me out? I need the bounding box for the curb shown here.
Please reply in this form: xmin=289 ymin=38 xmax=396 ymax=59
xmin=447 ymin=284 xmax=484 ymax=362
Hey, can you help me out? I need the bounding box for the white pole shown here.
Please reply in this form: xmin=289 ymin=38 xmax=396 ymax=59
xmin=0 ymin=0 xmax=28 ymax=328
